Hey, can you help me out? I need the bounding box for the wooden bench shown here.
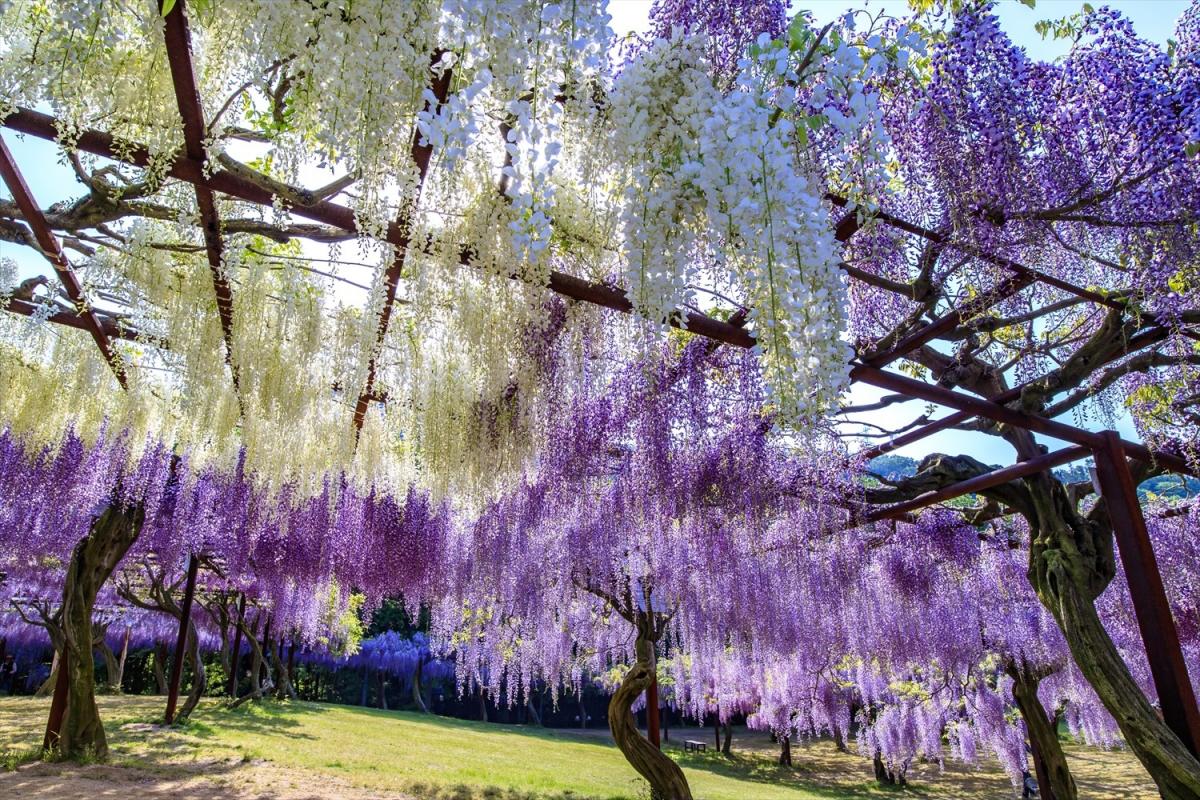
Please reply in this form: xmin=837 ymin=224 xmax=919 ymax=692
xmin=683 ymin=740 xmax=707 ymax=753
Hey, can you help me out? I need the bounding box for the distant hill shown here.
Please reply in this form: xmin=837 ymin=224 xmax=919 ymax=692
xmin=867 ymin=454 xmax=918 ymax=480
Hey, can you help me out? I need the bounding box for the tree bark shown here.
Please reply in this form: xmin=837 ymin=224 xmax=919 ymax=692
xmin=36 ymin=651 xmax=59 ymax=698
xmin=608 ymin=614 xmax=692 ymax=800
xmin=833 ymin=721 xmax=847 ymax=753
xmin=58 ymin=505 xmax=144 ymax=759
xmin=273 ymin=639 xmax=294 ymax=700
xmin=230 ymin=613 xmax=268 ymax=709
xmin=115 ymin=626 xmax=130 ymax=692
xmin=779 ymin=735 xmax=792 ymax=767
xmin=412 ymin=659 xmax=430 ymax=713
xmin=153 ymin=641 xmax=169 ymax=694
xmin=1023 ymin=471 xmax=1200 ymax=799
xmin=525 ymin=692 xmax=542 ymax=726
xmin=1008 ymin=661 xmax=1076 ymax=800
xmin=177 ymin=619 xmax=206 ymax=721
xmin=878 ymin=431 xmax=1200 ymax=798
xmin=721 ymin=721 xmax=732 ymax=756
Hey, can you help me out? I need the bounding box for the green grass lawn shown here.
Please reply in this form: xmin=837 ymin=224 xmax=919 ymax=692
xmin=0 ymin=696 xmax=1157 ymax=800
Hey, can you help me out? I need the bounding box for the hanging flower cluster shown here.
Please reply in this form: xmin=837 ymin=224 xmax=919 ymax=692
xmin=608 ymin=12 xmax=916 ymax=423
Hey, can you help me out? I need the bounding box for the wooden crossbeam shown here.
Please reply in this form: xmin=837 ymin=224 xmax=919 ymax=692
xmin=2 ymin=296 xmax=149 ymax=342
xmin=352 ymin=57 xmax=454 ymax=437
xmin=1 ymin=107 xmax=756 ymax=351
xmin=1 ymin=107 xmax=1194 ymax=479
xmin=162 ymin=0 xmax=240 ymax=396
xmin=861 ymin=444 xmax=1091 ymax=523
xmin=0 ymin=135 xmax=127 ymax=388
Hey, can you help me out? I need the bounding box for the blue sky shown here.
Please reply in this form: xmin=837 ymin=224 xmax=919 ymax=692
xmin=2 ymin=1 xmax=1189 ymax=467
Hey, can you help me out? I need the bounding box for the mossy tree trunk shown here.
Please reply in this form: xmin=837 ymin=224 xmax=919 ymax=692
xmin=887 ymin=327 xmax=1200 ymax=797
xmin=1008 ymin=659 xmax=1076 ymax=800
xmin=58 ymin=505 xmax=144 ymax=760
xmin=868 ymin=426 xmax=1200 ymax=797
xmin=1021 ymin=469 xmax=1200 ymax=799
xmin=608 ymin=612 xmax=692 ymax=800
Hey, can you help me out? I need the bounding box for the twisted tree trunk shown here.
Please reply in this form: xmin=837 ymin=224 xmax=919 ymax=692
xmin=832 ymin=721 xmax=847 ymax=753
xmin=1023 ymin=471 xmax=1200 ymax=799
xmin=177 ymin=619 xmax=206 ymax=721
xmin=273 ymin=640 xmax=294 ymax=700
xmin=1008 ymin=660 xmax=1076 ymax=800
xmin=412 ymin=659 xmax=430 ymax=713
xmin=778 ymin=735 xmax=792 ymax=767
xmin=230 ymin=613 xmax=268 ymax=709
xmin=58 ymin=505 xmax=144 ymax=759
xmin=871 ymin=435 xmax=1200 ymax=797
xmin=608 ymin=615 xmax=692 ymax=800
xmin=721 ymin=721 xmax=732 ymax=756
xmin=153 ymin=641 xmax=169 ymax=694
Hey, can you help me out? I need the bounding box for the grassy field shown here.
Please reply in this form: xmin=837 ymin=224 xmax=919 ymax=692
xmin=0 ymin=696 xmax=1157 ymax=799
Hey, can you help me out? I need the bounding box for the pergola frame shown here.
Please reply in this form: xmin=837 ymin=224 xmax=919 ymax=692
xmin=2 ymin=0 xmax=1197 ymax=763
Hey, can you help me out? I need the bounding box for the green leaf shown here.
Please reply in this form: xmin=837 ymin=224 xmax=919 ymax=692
xmin=1019 ymin=0 xmax=1036 ymax=7
xmin=160 ymin=0 xmax=178 ymax=17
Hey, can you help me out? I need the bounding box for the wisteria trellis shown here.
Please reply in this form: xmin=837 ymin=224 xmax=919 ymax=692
xmin=1 ymin=1 xmax=1200 ymax=799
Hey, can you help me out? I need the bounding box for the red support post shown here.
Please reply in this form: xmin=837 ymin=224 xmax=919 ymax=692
xmin=165 ymin=554 xmax=200 ymax=724
xmin=42 ymin=648 xmax=69 ymax=751
xmin=1093 ymin=431 xmax=1200 ymax=756
xmin=228 ymin=592 xmax=245 ymax=697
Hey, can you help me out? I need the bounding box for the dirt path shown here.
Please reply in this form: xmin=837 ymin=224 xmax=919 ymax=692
xmin=1 ymin=758 xmax=417 ymax=800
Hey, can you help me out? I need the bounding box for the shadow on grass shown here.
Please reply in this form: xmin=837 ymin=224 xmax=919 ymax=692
xmin=184 ymin=698 xmax=327 ymax=742
xmin=0 ymin=758 xmax=258 ymax=799
xmin=662 ymin=745 xmax=908 ymax=800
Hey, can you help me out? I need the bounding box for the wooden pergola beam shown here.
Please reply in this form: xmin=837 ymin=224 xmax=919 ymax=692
xmin=2 ymin=296 xmax=149 ymax=342
xmin=162 ymin=0 xmax=239 ymax=395
xmin=0 ymin=135 xmax=127 ymax=388
xmin=352 ymin=57 xmax=454 ymax=436
xmin=1 ymin=107 xmax=1194 ymax=479
xmin=0 ymin=107 xmax=757 ymax=351
xmin=861 ymin=444 xmax=1091 ymax=523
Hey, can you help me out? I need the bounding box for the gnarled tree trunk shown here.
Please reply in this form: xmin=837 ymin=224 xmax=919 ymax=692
xmin=230 ymin=612 xmax=269 ymax=709
xmin=58 ymin=505 xmax=144 ymax=759
xmin=1023 ymin=471 xmax=1200 ymax=799
xmin=1008 ymin=660 xmax=1076 ymax=800
xmin=273 ymin=640 xmax=294 ymax=700
xmin=153 ymin=641 xmax=169 ymax=694
xmin=721 ymin=721 xmax=732 ymax=756
xmin=608 ymin=613 xmax=692 ymax=800
xmin=177 ymin=618 xmax=206 ymax=721
xmin=412 ymin=658 xmax=429 ymax=713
